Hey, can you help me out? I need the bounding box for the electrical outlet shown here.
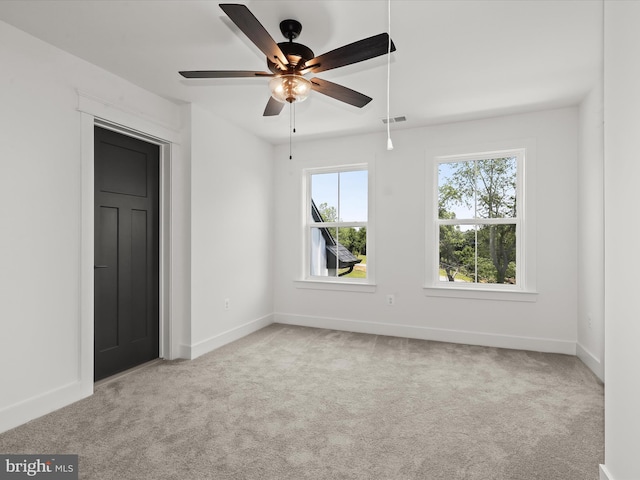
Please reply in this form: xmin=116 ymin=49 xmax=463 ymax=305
xmin=224 ymin=298 xmax=230 ymax=310
xmin=588 ymin=315 xmax=592 ymax=329
xmin=386 ymin=294 xmax=395 ymax=306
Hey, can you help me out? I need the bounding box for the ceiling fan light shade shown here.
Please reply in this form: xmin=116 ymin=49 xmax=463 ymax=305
xmin=269 ymin=75 xmax=312 ymax=104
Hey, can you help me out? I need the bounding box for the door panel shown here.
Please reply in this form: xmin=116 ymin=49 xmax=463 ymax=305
xmin=98 ymin=142 xmax=149 ymax=197
xmin=94 ymin=127 xmax=159 ymax=381
xmin=131 ymin=209 xmax=149 ymax=342
xmin=95 ymin=206 xmax=119 ymax=352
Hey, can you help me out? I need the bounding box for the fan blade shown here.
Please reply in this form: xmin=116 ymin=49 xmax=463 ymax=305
xmin=263 ymin=96 xmax=285 ymax=116
xmin=179 ymin=70 xmax=273 ymax=78
xmin=310 ymin=78 xmax=372 ymax=108
xmin=303 ymin=33 xmax=396 ymax=74
xmin=220 ymin=4 xmax=289 ymax=68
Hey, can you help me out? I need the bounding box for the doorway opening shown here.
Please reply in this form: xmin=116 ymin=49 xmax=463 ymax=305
xmin=84 ymin=118 xmax=172 ymax=383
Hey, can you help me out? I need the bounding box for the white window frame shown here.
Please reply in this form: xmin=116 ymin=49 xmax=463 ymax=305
xmin=425 ymin=141 xmax=537 ymax=302
xmin=297 ymin=163 xmax=375 ymax=292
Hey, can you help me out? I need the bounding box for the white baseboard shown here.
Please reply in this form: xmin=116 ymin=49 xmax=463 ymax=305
xmin=600 ymin=464 xmax=613 ymax=480
xmin=576 ymin=342 xmax=604 ymax=382
xmin=0 ymin=380 xmax=92 ymax=435
xmin=274 ymin=313 xmax=576 ymax=355
xmin=186 ymin=314 xmax=274 ymax=360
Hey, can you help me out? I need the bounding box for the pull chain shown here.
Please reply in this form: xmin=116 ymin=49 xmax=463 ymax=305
xmin=386 ymin=0 xmax=394 ymax=150
xmin=288 ymin=102 xmax=298 ymax=160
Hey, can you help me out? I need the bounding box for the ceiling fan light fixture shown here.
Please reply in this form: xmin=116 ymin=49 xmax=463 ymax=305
xmin=269 ymin=74 xmax=312 ymax=104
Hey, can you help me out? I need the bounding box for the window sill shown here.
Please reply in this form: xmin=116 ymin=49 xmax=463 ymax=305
xmin=423 ymin=285 xmax=538 ymax=302
xmin=295 ymin=279 xmax=377 ymax=293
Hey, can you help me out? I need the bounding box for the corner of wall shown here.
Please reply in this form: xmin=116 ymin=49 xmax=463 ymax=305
xmin=183 ymin=314 xmax=274 ymax=360
xmin=600 ymin=464 xmax=613 ymax=480
xmin=576 ymin=79 xmax=605 ymax=383
xmin=577 ymin=342 xmax=604 ymax=382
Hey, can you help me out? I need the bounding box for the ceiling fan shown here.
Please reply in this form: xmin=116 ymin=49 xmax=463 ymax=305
xmin=179 ymin=3 xmax=396 ymax=116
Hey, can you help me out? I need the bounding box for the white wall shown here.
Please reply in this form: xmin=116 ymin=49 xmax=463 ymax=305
xmin=602 ymin=2 xmax=640 ymax=479
xmin=0 ymin=20 xmax=187 ymax=433
xmin=577 ymin=81 xmax=605 ymax=382
xmin=187 ymin=104 xmax=275 ymax=359
xmin=273 ymin=108 xmax=579 ymax=354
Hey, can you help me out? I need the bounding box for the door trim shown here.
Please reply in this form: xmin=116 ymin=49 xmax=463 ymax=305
xmin=81 ymin=111 xmax=174 ymax=389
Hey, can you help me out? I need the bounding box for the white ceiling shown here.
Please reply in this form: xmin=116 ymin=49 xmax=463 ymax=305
xmin=0 ymin=0 xmax=602 ymax=145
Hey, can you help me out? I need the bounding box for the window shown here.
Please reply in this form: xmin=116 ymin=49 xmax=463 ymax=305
xmin=304 ymin=166 xmax=369 ymax=283
xmin=435 ymin=149 xmax=524 ymax=289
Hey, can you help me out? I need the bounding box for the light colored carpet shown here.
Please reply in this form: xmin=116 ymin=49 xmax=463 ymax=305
xmin=0 ymin=324 xmax=603 ymax=479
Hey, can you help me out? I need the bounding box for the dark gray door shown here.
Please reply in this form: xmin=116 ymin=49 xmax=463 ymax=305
xmin=94 ymin=126 xmax=159 ymax=381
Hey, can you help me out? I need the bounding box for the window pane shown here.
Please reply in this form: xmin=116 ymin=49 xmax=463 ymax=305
xmin=439 ymin=225 xmax=476 ymax=282
xmin=311 ymin=173 xmax=338 ymax=222
xmin=438 ymin=162 xmax=475 ymax=220
xmin=338 ymin=227 xmax=367 ymax=278
xmin=339 ymin=170 xmax=368 ymax=222
xmin=475 ymin=157 xmax=517 ymax=219
xmin=476 ymin=224 xmax=516 ymax=283
xmin=439 ymin=224 xmax=516 ymax=284
xmin=309 ymin=226 xmax=366 ymax=279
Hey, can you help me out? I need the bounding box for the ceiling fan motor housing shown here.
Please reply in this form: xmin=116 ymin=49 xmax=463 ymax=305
xmin=267 ymin=41 xmax=315 ymax=73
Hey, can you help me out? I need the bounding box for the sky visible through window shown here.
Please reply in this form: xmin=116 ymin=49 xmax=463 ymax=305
xmin=311 ymin=170 xmax=368 ymax=222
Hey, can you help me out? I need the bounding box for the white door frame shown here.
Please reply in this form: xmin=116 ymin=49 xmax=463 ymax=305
xmin=78 ymin=91 xmax=180 ymax=393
